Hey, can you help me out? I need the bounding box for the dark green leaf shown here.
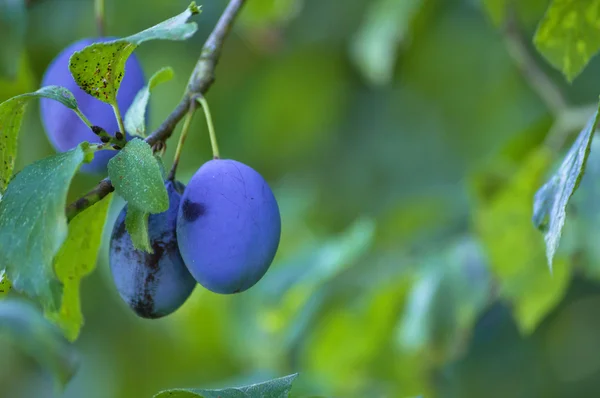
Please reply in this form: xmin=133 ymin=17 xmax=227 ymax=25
xmin=0 ymin=145 xmax=86 ymax=310
xmin=0 ymin=299 xmax=79 ymax=389
xmin=69 ymin=4 xmax=200 ymax=106
xmin=0 ymin=85 xmax=79 ymax=192
xmin=533 ymin=108 xmax=600 ymax=270
xmin=46 ymin=194 xmax=113 ymax=341
xmin=125 ymin=205 xmax=151 ymax=253
xmin=350 ymin=0 xmax=422 ymax=86
xmin=0 ymin=0 xmax=26 ymax=80
xmin=153 ymin=374 xmax=299 ymax=398
xmin=125 ymin=66 xmax=174 ymax=137
xmin=107 ymin=138 xmax=168 ymax=213
xmin=534 ymin=0 xmax=600 ymax=82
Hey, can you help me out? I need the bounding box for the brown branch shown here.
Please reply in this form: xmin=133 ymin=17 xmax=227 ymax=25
xmin=65 ymin=0 xmax=246 ymax=221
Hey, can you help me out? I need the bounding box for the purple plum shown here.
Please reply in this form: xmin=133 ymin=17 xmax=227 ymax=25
xmin=109 ymin=180 xmax=196 ymax=318
xmin=176 ymin=159 xmax=281 ymax=294
xmin=40 ymin=37 xmax=146 ymax=173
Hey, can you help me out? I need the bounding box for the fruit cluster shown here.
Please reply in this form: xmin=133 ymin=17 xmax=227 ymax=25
xmin=42 ymin=38 xmax=282 ymax=318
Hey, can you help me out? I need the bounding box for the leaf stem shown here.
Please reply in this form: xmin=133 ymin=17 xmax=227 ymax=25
xmin=168 ymin=104 xmax=195 ymax=181
xmin=95 ymin=0 xmax=106 ymax=37
xmin=112 ymin=104 xmax=127 ymax=141
xmin=196 ymin=95 xmax=220 ymax=159
xmin=74 ymin=108 xmax=93 ymax=128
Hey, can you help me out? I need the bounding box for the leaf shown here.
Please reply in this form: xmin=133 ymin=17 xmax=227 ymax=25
xmin=533 ymin=108 xmax=600 ymax=270
xmin=0 ymin=0 xmax=27 ymax=80
xmin=125 ymin=205 xmax=151 ymax=253
xmin=474 ymin=148 xmax=571 ymax=334
xmin=46 ymin=194 xmax=113 ymax=341
xmin=534 ymin=0 xmax=600 ymax=82
xmin=0 ymin=85 xmax=79 ymax=192
xmin=349 ymin=0 xmax=422 ymax=86
xmin=68 ymin=3 xmax=200 ymax=106
xmin=0 ymin=269 xmax=11 ymax=299
xmin=153 ymin=374 xmax=299 ymax=398
xmin=108 ymin=138 xmax=168 ymax=213
xmin=0 ymin=145 xmax=86 ymax=310
xmin=0 ymin=299 xmax=79 ymax=389
xmin=125 ymin=67 xmax=174 ymax=137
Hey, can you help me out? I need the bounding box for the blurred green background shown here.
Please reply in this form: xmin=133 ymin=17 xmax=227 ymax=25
xmin=5 ymin=0 xmax=600 ymax=397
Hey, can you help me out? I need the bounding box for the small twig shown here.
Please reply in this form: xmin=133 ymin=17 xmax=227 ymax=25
xmin=196 ymin=95 xmax=220 ymax=159
xmin=95 ymin=0 xmax=106 ymax=37
xmin=168 ymin=101 xmax=197 ymax=181
xmin=502 ymin=7 xmax=567 ymax=116
xmin=65 ymin=0 xmax=246 ymax=219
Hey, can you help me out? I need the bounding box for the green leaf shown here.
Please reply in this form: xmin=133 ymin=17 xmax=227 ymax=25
xmin=125 ymin=205 xmax=151 ymax=253
xmin=474 ymin=148 xmax=571 ymax=334
xmin=68 ymin=3 xmax=200 ymax=106
xmin=108 ymin=138 xmax=168 ymax=213
xmin=0 ymin=145 xmax=86 ymax=310
xmin=533 ymin=107 xmax=600 ymax=270
xmin=153 ymin=374 xmax=299 ymax=398
xmin=46 ymin=194 xmax=113 ymax=342
xmin=534 ymin=0 xmax=600 ymax=82
xmin=0 ymin=269 xmax=11 ymax=299
xmin=0 ymin=299 xmax=79 ymax=389
xmin=0 ymin=0 xmax=27 ymax=80
xmin=349 ymin=0 xmax=422 ymax=86
xmin=0 ymin=85 xmax=79 ymax=192
xmin=125 ymin=67 xmax=174 ymax=137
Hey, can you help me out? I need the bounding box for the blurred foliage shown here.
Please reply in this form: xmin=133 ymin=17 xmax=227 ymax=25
xmin=5 ymin=0 xmax=600 ymax=397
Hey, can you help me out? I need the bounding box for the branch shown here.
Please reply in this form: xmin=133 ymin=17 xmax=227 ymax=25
xmin=501 ymin=7 xmax=567 ymax=115
xmin=65 ymin=0 xmax=246 ymax=221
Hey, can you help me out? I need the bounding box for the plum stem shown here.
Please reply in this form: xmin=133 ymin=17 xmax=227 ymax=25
xmin=74 ymin=108 xmax=93 ymax=129
xmin=95 ymin=0 xmax=105 ymax=37
xmin=168 ymin=104 xmax=195 ymax=181
xmin=66 ymin=0 xmax=246 ymax=220
xmin=196 ymin=95 xmax=220 ymax=159
xmin=111 ymin=104 xmax=127 ymax=145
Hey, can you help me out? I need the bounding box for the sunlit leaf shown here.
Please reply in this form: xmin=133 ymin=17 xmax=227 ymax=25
xmin=533 ymin=107 xmax=600 ymax=270
xmin=107 ymin=138 xmax=168 ymax=214
xmin=534 ymin=0 xmax=600 ymax=82
xmin=350 ymin=0 xmax=422 ymax=86
xmin=0 ymin=85 xmax=80 ymax=192
xmin=46 ymin=194 xmax=113 ymax=341
xmin=0 ymin=299 xmax=79 ymax=389
xmin=0 ymin=269 xmax=11 ymax=299
xmin=124 ymin=66 xmax=174 ymax=137
xmin=153 ymin=374 xmax=298 ymax=398
xmin=69 ymin=3 xmax=200 ymax=106
xmin=0 ymin=145 xmax=87 ymax=310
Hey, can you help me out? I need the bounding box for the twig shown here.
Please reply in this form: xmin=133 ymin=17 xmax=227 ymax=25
xmin=502 ymin=7 xmax=567 ymax=116
xmin=65 ymin=0 xmax=246 ymax=220
xmin=95 ymin=0 xmax=106 ymax=37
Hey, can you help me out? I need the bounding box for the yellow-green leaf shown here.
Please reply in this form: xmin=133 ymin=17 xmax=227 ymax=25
xmin=0 ymin=269 xmax=11 ymax=299
xmin=474 ymin=148 xmax=571 ymax=334
xmin=46 ymin=193 xmax=113 ymax=342
xmin=534 ymin=0 xmax=600 ymax=82
xmin=68 ymin=3 xmax=199 ymax=106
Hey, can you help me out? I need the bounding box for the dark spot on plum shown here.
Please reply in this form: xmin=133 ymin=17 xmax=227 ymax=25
xmin=182 ymin=199 xmax=205 ymax=222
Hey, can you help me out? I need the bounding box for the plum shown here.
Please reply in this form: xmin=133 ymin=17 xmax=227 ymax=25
xmin=109 ymin=180 xmax=196 ymax=318
xmin=176 ymin=159 xmax=281 ymax=294
xmin=39 ymin=37 xmax=145 ymax=173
